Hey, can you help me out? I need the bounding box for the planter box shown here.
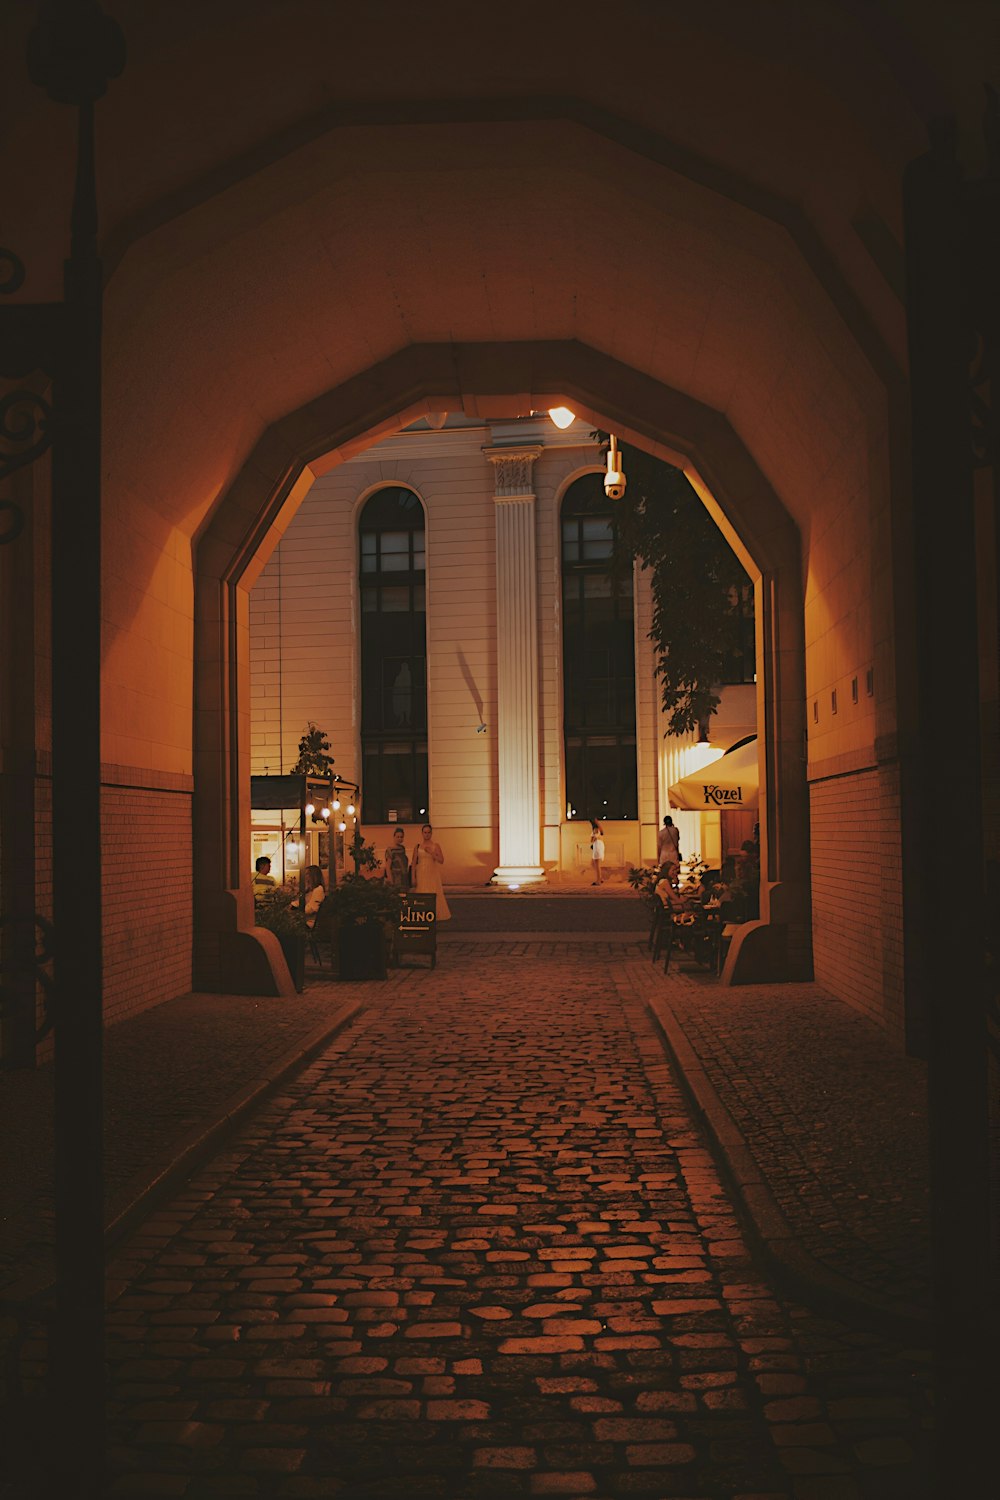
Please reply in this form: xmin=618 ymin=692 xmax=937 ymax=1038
xmin=337 ymin=920 xmax=387 ymax=980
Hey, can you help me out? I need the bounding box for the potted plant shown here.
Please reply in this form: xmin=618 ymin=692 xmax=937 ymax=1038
xmin=254 ymin=888 xmax=308 ymax=993
xmin=323 ymin=874 xmax=403 ymax=980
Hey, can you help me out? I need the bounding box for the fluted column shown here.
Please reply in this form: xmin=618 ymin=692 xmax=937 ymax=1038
xmin=486 ymin=446 xmax=545 ymax=885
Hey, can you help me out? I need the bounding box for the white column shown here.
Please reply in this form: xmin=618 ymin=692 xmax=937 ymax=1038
xmin=486 ymin=446 xmax=545 ymax=885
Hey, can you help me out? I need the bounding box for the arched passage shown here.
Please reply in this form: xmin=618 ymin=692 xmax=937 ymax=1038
xmin=38 ymin=79 xmax=913 ymax=1036
xmin=192 ymin=342 xmax=808 ymax=993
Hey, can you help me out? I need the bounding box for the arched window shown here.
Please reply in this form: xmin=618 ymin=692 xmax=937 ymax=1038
xmin=561 ymin=474 xmax=637 ymax=820
xmin=359 ymin=487 xmax=428 ymax=823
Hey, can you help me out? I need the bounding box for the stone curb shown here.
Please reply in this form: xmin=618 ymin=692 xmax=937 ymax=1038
xmin=104 ymin=998 xmax=364 ymax=1249
xmin=644 ymin=991 xmax=931 ymax=1344
xmin=3 ymin=999 xmax=364 ymax=1310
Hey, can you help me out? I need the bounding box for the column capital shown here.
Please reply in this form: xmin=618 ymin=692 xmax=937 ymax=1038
xmin=483 ymin=444 xmax=543 ymax=498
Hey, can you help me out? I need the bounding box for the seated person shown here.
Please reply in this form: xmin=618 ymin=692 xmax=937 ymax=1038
xmin=655 ymin=867 xmax=697 ymax=912
xmin=252 ymin=855 xmax=277 ymax=902
xmin=291 ymin=864 xmax=326 ymax=928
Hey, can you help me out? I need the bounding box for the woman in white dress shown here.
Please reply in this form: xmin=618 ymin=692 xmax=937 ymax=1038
xmin=411 ymin=822 xmax=451 ymax=919
xmin=590 ymin=820 xmax=606 ymax=886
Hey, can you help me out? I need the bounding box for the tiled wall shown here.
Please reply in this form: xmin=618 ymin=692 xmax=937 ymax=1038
xmin=101 ymin=782 xmax=193 ymax=1028
xmin=809 ymin=765 xmax=904 ymax=1043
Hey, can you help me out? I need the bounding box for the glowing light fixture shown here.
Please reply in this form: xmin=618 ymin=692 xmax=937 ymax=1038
xmin=604 ymin=434 xmax=626 ymax=499
xmin=346 ymin=803 xmax=356 ymax=816
xmin=305 ymin=802 xmax=315 ymax=816
xmin=547 ymin=405 xmax=575 ymax=430
xmin=338 ymin=820 xmax=347 ymax=832
xmin=321 ymin=806 xmax=331 ymax=819
xmin=332 ymin=799 xmax=341 ymax=811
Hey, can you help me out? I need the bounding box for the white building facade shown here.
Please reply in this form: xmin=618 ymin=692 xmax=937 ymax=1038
xmin=249 ymin=417 xmax=755 ymax=886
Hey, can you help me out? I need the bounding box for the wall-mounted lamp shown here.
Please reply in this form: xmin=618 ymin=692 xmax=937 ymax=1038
xmin=605 ymin=434 xmax=626 ymax=499
xmin=547 ymin=406 xmax=575 ymax=429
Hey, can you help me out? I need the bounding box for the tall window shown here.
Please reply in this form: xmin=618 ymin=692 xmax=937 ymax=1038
xmin=719 ymin=582 xmax=756 ymax=685
xmin=561 ymin=474 xmax=637 ymax=820
xmin=359 ymin=487 xmax=428 ymax=823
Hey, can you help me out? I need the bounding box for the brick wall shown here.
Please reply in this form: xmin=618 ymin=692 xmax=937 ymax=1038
xmin=101 ymin=783 xmax=192 ymax=1029
xmin=810 ymin=765 xmax=904 ymax=1042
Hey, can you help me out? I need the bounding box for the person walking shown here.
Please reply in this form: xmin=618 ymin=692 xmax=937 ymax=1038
xmin=411 ymin=822 xmax=451 ymax=919
xmin=384 ymin=826 xmax=410 ymax=889
xmin=657 ymin=815 xmax=681 ymax=887
xmin=590 ymin=819 xmax=605 ymax=886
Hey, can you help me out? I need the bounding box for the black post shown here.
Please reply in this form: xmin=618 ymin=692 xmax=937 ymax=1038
xmin=49 ymin=94 xmax=106 ymax=1496
xmin=25 ymin=5 xmax=125 ymax=1495
xmin=903 ymin=121 xmax=992 ymax=1490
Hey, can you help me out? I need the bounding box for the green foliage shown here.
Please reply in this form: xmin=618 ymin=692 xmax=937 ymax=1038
xmin=324 ymin=874 xmax=404 ymax=927
xmin=678 ymin=853 xmax=710 ymax=894
xmin=349 ymin=827 xmax=380 ymax=873
xmin=627 ymin=863 xmax=660 ymax=913
xmin=598 ymin=436 xmax=752 ymax=736
xmin=291 ymin=722 xmax=335 ymax=777
xmin=254 ymin=888 xmax=308 ymax=938
xmin=628 ymin=864 xmax=658 ymax=897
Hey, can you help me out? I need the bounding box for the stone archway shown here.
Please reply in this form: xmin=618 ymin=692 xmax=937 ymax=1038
xmin=193 ymin=341 xmax=807 ymax=993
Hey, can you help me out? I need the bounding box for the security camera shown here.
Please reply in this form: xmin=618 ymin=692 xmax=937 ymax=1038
xmin=604 ymin=435 xmax=626 ymax=500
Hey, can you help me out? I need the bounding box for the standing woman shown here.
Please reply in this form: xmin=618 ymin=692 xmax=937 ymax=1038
xmin=384 ymin=826 xmax=410 ymax=888
xmin=590 ymin=819 xmax=606 ymax=886
xmin=411 ymin=822 xmax=451 ymax=919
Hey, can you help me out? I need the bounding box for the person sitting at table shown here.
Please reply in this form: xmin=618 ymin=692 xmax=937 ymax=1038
xmin=253 ymin=855 xmax=277 ymax=902
xmin=654 ymin=866 xmax=697 ymax=912
xmin=291 ymin=864 xmax=325 ymax=928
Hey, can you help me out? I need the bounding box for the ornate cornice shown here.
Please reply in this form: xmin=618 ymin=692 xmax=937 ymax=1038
xmin=483 ymin=444 xmax=543 ymax=498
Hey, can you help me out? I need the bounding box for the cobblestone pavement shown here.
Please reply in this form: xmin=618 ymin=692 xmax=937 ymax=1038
xmin=0 ymin=985 xmax=370 ymax=1300
xmin=638 ymin=966 xmax=930 ymax=1320
xmin=12 ymin=944 xmax=931 ymax=1498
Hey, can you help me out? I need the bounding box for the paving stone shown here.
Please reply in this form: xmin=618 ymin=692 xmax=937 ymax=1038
xmin=4 ymin=946 xmax=932 ymax=1496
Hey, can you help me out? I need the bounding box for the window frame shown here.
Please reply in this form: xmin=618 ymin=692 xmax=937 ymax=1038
xmin=358 ymin=486 xmax=429 ymax=823
xmin=560 ymin=474 xmax=638 ymax=822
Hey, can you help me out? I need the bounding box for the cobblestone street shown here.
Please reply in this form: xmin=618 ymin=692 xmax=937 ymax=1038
xmin=88 ymin=945 xmax=929 ymax=1499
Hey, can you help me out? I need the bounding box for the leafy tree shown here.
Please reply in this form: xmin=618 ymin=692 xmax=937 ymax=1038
xmin=600 ymin=436 xmax=752 ymax=736
xmin=290 ymin=721 xmax=335 ymax=777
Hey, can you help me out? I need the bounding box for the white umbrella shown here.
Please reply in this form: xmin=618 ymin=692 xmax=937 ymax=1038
xmin=668 ymin=737 xmax=759 ymax=811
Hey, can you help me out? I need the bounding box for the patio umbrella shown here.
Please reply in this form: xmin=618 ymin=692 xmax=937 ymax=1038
xmin=668 ymin=736 xmax=759 ymax=811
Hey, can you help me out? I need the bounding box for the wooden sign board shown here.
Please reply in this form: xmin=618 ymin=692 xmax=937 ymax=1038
xmin=397 ymin=893 xmax=437 ymax=967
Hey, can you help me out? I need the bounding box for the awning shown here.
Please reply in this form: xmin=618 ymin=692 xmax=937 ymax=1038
xmin=668 ymin=737 xmax=759 ymax=811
